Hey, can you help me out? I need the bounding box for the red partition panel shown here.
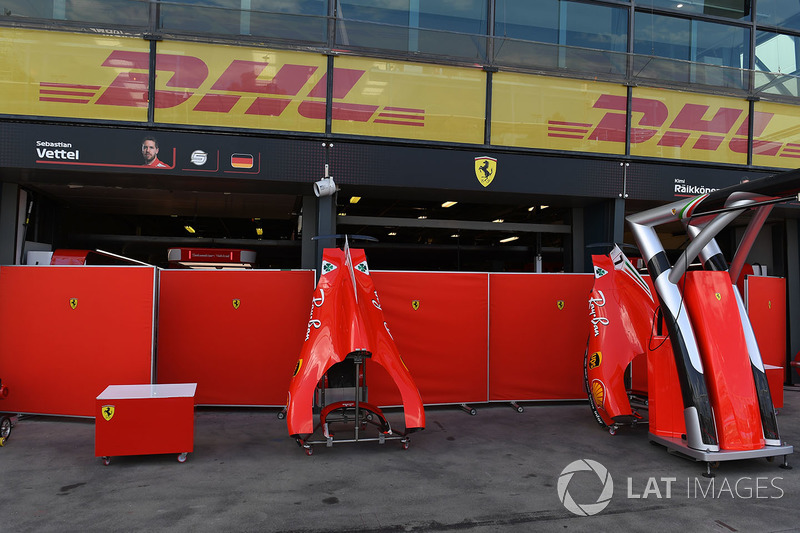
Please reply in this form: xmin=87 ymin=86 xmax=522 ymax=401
xmin=746 ymin=276 xmax=786 ymax=408
xmin=0 ymin=266 xmax=156 ymax=417
xmin=489 ymin=273 xmax=593 ymax=401
xmin=367 ymin=272 xmax=489 ymax=406
xmin=157 ymin=270 xmax=314 ymax=405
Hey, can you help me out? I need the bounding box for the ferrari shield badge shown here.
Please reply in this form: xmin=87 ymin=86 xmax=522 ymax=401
xmin=557 ymin=300 xmax=565 ymax=310
xmin=715 ymin=293 xmax=721 ymax=301
xmin=101 ymin=405 xmax=115 ymax=421
xmin=69 ymin=298 xmax=78 ymax=310
xmin=232 ymin=298 xmax=241 ymax=310
xmin=474 ymin=157 xmax=497 ymax=187
xmin=411 ymin=300 xmax=420 ymax=311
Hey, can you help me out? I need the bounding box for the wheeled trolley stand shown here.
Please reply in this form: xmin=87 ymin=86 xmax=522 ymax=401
xmin=296 ymin=353 xmax=411 ymax=456
xmin=0 ymin=378 xmax=13 ymax=446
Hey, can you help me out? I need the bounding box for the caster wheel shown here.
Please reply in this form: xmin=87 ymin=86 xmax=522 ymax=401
xmin=516 ymin=406 xmax=524 ymax=413
xmin=0 ymin=416 xmax=10 ymax=443
xmin=305 ymin=447 xmax=313 ymax=456
xmin=177 ymin=453 xmax=188 ymax=463
xmin=608 ymin=426 xmax=617 ymax=436
xmin=469 ymin=409 xmax=477 ymax=416
xmin=277 ymin=411 xmax=286 ymax=420
xmin=365 ymin=413 xmax=374 ymax=422
xmin=402 ymin=440 xmax=410 ymax=450
xmin=102 ymin=457 xmax=111 ymax=466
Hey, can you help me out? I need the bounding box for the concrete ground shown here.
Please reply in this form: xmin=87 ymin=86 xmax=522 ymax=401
xmin=2 ymin=389 xmax=799 ymax=532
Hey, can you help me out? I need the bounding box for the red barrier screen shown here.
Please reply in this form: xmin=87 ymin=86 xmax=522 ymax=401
xmin=156 ymin=269 xmax=314 ymax=405
xmin=489 ymin=273 xmax=593 ymax=401
xmin=0 ymin=266 xmax=156 ymax=417
xmin=746 ymin=275 xmax=786 ymax=408
xmin=367 ymin=271 xmax=489 ymax=405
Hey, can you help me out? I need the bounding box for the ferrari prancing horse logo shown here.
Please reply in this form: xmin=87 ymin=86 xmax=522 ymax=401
xmin=69 ymin=298 xmax=78 ymax=310
xmin=557 ymin=300 xmax=565 ymax=310
xmin=715 ymin=293 xmax=721 ymax=301
xmin=101 ymin=405 xmax=115 ymax=421
xmin=474 ymin=157 xmax=497 ymax=187
xmin=411 ymin=300 xmax=420 ymax=311
xmin=232 ymin=298 xmax=241 ymax=309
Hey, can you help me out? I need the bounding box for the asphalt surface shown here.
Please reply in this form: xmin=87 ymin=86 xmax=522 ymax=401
xmin=2 ymin=388 xmax=800 ymax=532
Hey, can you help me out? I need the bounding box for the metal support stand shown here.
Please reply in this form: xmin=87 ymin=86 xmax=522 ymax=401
xmin=297 ymin=353 xmax=411 ymax=455
xmin=459 ymin=404 xmax=477 ymax=416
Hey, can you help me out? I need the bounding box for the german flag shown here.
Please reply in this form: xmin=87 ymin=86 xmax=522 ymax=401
xmin=231 ymin=153 xmax=254 ymax=169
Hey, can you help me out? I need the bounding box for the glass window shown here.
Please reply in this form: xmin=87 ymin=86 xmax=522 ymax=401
xmin=754 ymin=31 xmax=800 ymax=97
xmin=495 ymin=0 xmax=627 ymax=76
xmin=644 ymin=0 xmax=751 ymax=21
xmin=0 ymin=0 xmax=149 ymax=26
xmin=634 ymin=12 xmax=748 ymax=89
xmin=494 ymin=0 xmax=559 ymax=43
xmin=755 ymin=0 xmax=800 ymax=32
xmin=336 ymin=0 xmax=488 ymax=60
xmin=159 ymin=0 xmax=327 ymax=43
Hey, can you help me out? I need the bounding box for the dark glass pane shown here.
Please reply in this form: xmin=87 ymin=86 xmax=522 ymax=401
xmin=755 ymin=0 xmax=800 ymax=31
xmin=494 ymin=0 xmax=559 ymax=43
xmin=336 ymin=0 xmax=487 ymax=60
xmin=645 ymin=0 xmax=751 ymax=21
xmin=0 ymin=0 xmax=149 ymax=25
xmin=634 ymin=11 xmax=691 ymax=60
xmin=564 ymin=1 xmax=627 ymax=52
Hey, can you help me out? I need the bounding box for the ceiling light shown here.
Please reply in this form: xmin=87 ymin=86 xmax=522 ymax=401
xmin=388 ymin=231 xmax=397 ymax=236
xmin=350 ymin=196 xmax=361 ymax=204
xmin=418 ymin=215 xmax=428 ymax=219
xmin=528 ymin=206 xmax=535 ymax=212
xmin=451 ymin=234 xmax=459 ymax=238
xmin=256 ymin=227 xmax=263 ymax=236
xmin=540 ymin=205 xmax=549 ymax=210
xmin=500 ymin=236 xmax=519 ymax=243
xmin=676 ymin=3 xmax=683 ymax=7
xmin=493 ymin=218 xmax=504 ymax=223
xmin=184 ymin=225 xmax=196 ymax=234
xmin=441 ymin=201 xmax=457 ymax=208
xmin=338 ymin=212 xmax=347 ymax=216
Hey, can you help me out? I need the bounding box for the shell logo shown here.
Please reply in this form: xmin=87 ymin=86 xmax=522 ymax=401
xmin=591 ymin=380 xmax=605 ymax=408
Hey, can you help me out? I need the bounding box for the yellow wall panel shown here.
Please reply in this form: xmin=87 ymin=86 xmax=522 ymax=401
xmin=491 ymin=73 xmax=626 ymax=155
xmin=330 ymin=57 xmax=486 ymax=144
xmin=751 ymin=101 xmax=800 ymax=169
xmin=153 ymin=41 xmax=326 ymax=133
xmin=629 ymin=87 xmax=747 ymax=165
xmin=0 ymin=28 xmax=148 ymax=122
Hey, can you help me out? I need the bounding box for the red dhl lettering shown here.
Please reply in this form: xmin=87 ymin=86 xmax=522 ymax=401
xmin=548 ymin=94 xmax=794 ymax=158
xmin=37 ymin=51 xmax=425 ymax=126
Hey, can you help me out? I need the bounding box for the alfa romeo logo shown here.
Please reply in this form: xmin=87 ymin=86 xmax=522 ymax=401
xmin=557 ymin=459 xmax=613 ymax=516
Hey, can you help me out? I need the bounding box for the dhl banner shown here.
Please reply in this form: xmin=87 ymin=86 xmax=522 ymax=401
xmin=628 ymin=87 xmax=748 ymax=165
xmin=0 ymin=27 xmax=149 ymax=122
xmin=4 ymin=28 xmax=800 ymax=170
xmin=153 ymin=40 xmax=326 ymax=133
xmin=330 ymin=57 xmax=486 ymax=144
xmin=491 ymin=73 xmax=626 ymax=155
xmin=752 ymin=100 xmax=800 ymax=169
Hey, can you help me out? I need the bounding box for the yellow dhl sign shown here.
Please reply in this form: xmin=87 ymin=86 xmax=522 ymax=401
xmin=3 ymin=28 xmax=800 ymax=167
xmin=0 ymin=29 xmax=485 ymax=144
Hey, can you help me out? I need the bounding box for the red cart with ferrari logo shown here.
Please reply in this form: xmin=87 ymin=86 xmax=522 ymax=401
xmin=95 ymin=383 xmax=197 ymax=465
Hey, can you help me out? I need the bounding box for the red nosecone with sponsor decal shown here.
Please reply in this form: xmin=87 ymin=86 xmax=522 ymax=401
xmin=587 ymin=252 xmax=658 ymax=427
xmin=286 ymin=245 xmax=425 ymax=438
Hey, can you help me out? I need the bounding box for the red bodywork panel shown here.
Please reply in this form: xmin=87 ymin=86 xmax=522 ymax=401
xmin=683 ymin=272 xmax=764 ymax=450
xmin=586 ymin=254 xmax=658 ymax=426
xmin=286 ymin=246 xmax=425 ymax=438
